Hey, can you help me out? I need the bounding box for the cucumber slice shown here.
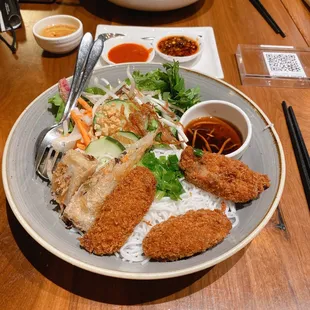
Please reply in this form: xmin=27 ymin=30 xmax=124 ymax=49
xmin=118 ymin=131 xmax=140 ymax=141
xmin=112 ymin=131 xmax=140 ymax=146
xmin=85 ymin=137 xmax=125 ymax=164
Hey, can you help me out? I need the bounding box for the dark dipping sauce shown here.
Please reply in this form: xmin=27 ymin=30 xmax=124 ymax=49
xmin=184 ymin=116 xmax=243 ymax=155
xmin=108 ymin=43 xmax=152 ymax=63
xmin=157 ymin=35 xmax=199 ymax=57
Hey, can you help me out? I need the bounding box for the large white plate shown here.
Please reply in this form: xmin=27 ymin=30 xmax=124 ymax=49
xmin=95 ymin=25 xmax=224 ymax=78
xmin=2 ymin=63 xmax=285 ymax=280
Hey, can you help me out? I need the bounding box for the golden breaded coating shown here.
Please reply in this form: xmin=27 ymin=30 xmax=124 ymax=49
xmin=143 ymin=209 xmax=232 ymax=261
xmin=179 ymin=146 xmax=270 ymax=203
xmin=63 ymin=132 xmax=156 ymax=232
xmin=80 ymin=166 xmax=156 ymax=255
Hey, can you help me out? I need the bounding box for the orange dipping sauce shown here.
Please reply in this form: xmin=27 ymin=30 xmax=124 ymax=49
xmin=108 ymin=43 xmax=152 ymax=63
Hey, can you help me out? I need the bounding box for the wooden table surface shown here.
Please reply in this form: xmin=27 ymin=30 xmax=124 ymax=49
xmin=1 ymin=0 xmax=310 ymax=309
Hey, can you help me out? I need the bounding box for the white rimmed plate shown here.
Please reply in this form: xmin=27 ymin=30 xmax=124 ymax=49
xmin=2 ymin=63 xmax=285 ymax=280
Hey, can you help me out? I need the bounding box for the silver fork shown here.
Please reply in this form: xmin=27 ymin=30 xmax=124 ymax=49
xmin=35 ymin=33 xmax=104 ymax=181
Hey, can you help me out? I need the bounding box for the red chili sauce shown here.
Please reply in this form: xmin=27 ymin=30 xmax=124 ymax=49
xmin=108 ymin=43 xmax=152 ymax=63
xmin=184 ymin=116 xmax=242 ymax=155
xmin=157 ymin=36 xmax=199 ymax=57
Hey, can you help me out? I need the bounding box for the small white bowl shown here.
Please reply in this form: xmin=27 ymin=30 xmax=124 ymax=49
xmin=33 ymin=15 xmax=83 ymax=54
xmin=179 ymin=100 xmax=252 ymax=159
xmin=153 ymin=33 xmax=203 ymax=63
xmin=102 ymin=36 xmax=155 ymax=65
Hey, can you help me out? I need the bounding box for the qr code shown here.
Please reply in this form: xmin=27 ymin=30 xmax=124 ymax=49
xmin=263 ymin=52 xmax=306 ymax=78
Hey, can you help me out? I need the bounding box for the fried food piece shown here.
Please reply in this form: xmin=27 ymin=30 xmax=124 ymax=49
xmin=123 ymin=103 xmax=179 ymax=145
xmin=63 ymin=132 xmax=155 ymax=232
xmin=80 ymin=166 xmax=156 ymax=255
xmin=179 ymin=146 xmax=270 ymax=203
xmin=51 ymin=150 xmax=97 ymax=207
xmin=143 ymin=209 xmax=232 ymax=261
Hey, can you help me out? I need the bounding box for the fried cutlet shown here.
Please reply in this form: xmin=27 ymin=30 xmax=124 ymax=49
xmin=63 ymin=132 xmax=155 ymax=232
xmin=80 ymin=166 xmax=156 ymax=255
xmin=143 ymin=209 xmax=232 ymax=261
xmin=179 ymin=146 xmax=270 ymax=203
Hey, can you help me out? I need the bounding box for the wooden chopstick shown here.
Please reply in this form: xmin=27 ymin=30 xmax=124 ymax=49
xmin=249 ymin=0 xmax=286 ymax=38
xmin=282 ymin=101 xmax=310 ymax=210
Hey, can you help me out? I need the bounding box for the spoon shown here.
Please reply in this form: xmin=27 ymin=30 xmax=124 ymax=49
xmin=98 ymin=33 xmax=155 ymax=41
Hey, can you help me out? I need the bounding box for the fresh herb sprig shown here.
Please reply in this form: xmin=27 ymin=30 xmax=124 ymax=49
xmin=141 ymin=151 xmax=184 ymax=200
xmin=132 ymin=61 xmax=200 ymax=115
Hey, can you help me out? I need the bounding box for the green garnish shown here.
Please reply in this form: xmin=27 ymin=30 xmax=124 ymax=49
xmin=147 ymin=119 xmax=159 ymax=132
xmin=170 ymin=127 xmax=177 ymax=137
xmin=193 ymin=148 xmax=204 ymax=157
xmin=48 ymin=94 xmax=65 ymax=123
xmin=84 ymin=87 xmax=105 ymax=95
xmin=131 ymin=61 xmax=200 ymax=116
xmin=48 ymin=94 xmax=73 ymax=132
xmin=141 ymin=151 xmax=184 ymax=200
xmin=128 ymin=69 xmax=169 ymax=93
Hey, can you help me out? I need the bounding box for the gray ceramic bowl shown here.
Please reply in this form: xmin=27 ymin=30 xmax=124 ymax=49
xmin=2 ymin=63 xmax=285 ymax=280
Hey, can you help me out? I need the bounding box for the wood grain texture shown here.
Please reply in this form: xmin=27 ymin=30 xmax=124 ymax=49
xmin=281 ymin=0 xmax=310 ymax=45
xmin=1 ymin=0 xmax=310 ymax=309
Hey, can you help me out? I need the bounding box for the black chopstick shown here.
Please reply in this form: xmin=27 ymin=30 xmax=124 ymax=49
xmin=288 ymin=106 xmax=310 ymax=176
xmin=282 ymin=101 xmax=310 ymax=210
xmin=249 ymin=0 xmax=286 ymax=38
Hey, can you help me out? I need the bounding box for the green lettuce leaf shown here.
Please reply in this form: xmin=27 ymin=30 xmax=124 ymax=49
xmin=48 ymin=94 xmax=65 ymax=123
xmin=84 ymin=87 xmax=106 ymax=95
xmin=132 ymin=61 xmax=200 ymax=114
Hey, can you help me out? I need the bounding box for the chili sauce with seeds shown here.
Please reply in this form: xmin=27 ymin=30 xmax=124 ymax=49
xmin=157 ymin=36 xmax=199 ymax=57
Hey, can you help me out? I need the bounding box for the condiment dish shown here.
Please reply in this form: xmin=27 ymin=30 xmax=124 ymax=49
xmin=102 ymin=36 xmax=155 ymax=65
xmin=180 ymin=100 xmax=252 ymax=159
xmin=33 ymin=15 xmax=83 ymax=54
xmin=153 ymin=32 xmax=203 ymax=63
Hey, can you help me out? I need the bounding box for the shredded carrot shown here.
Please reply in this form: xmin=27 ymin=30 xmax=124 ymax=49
xmin=218 ymin=138 xmax=231 ymax=155
xmin=71 ymin=110 xmax=91 ymax=146
xmin=85 ymin=110 xmax=92 ymax=117
xmin=78 ymin=97 xmax=92 ymax=113
xmin=192 ymin=130 xmax=198 ymax=147
xmin=197 ymin=132 xmax=212 ymax=152
xmin=76 ymin=142 xmax=86 ymax=150
xmin=206 ymin=128 xmax=215 ymax=138
xmin=224 ymin=143 xmax=239 ymax=152
xmin=80 ymin=119 xmax=89 ymax=130
xmin=192 ymin=121 xmax=218 ymax=127
xmin=209 ymin=144 xmax=220 ymax=151
xmin=121 ymin=154 xmax=129 ymax=163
